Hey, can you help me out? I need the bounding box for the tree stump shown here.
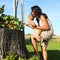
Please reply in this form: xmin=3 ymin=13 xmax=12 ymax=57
xmin=0 ymin=28 xmax=28 ymax=60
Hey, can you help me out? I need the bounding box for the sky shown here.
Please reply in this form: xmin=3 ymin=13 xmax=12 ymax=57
xmin=0 ymin=0 xmax=60 ymax=36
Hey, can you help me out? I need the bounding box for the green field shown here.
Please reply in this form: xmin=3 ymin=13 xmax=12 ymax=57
xmin=3 ymin=35 xmax=60 ymax=60
xmin=25 ymin=34 xmax=60 ymax=60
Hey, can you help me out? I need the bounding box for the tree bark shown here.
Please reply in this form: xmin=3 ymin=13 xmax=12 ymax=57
xmin=13 ymin=0 xmax=18 ymax=18
xmin=0 ymin=28 xmax=28 ymax=60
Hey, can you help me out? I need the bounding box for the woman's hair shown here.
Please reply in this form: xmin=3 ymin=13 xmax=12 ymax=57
xmin=31 ymin=5 xmax=48 ymax=26
xmin=31 ymin=5 xmax=42 ymax=25
xmin=31 ymin=5 xmax=42 ymax=17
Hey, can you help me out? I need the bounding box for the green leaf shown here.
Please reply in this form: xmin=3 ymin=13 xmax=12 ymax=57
xmin=3 ymin=16 xmax=8 ymax=20
xmin=8 ymin=15 xmax=14 ymax=20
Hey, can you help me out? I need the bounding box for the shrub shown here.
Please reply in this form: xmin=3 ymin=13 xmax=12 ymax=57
xmin=3 ymin=51 xmax=20 ymax=60
xmin=0 ymin=5 xmax=23 ymax=31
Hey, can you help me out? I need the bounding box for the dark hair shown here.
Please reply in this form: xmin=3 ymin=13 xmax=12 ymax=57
xmin=31 ymin=6 xmax=48 ymax=26
xmin=31 ymin=5 xmax=42 ymax=25
xmin=31 ymin=5 xmax=42 ymax=17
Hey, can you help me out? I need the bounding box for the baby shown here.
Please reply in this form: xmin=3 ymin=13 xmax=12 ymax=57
xmin=24 ymin=21 xmax=43 ymax=43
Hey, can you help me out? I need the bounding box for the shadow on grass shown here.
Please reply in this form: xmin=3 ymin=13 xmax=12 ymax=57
xmin=28 ymin=50 xmax=60 ymax=60
xmin=47 ymin=50 xmax=60 ymax=60
xmin=25 ymin=40 xmax=60 ymax=60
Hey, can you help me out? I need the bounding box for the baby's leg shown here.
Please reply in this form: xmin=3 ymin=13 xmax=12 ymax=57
xmin=33 ymin=29 xmax=43 ymax=42
xmin=37 ymin=35 xmax=43 ymax=43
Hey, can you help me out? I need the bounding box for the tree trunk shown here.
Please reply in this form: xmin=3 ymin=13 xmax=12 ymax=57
xmin=13 ymin=0 xmax=18 ymax=18
xmin=0 ymin=28 xmax=28 ymax=60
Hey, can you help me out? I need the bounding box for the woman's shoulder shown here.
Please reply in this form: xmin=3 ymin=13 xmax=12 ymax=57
xmin=40 ymin=13 xmax=48 ymax=19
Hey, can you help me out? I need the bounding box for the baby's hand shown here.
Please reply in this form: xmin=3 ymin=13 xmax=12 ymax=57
xmin=29 ymin=24 xmax=37 ymax=29
xmin=30 ymin=22 xmax=37 ymax=27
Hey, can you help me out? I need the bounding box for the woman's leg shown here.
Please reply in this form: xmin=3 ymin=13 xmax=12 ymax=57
xmin=30 ymin=35 xmax=39 ymax=56
xmin=41 ymin=41 xmax=48 ymax=60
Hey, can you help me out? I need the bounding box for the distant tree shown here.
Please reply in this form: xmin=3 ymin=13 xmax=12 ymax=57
xmin=0 ymin=5 xmax=5 ymax=14
xmin=13 ymin=0 xmax=18 ymax=19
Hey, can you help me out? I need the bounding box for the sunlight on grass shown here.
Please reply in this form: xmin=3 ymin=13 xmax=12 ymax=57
xmin=47 ymin=42 xmax=60 ymax=50
xmin=25 ymin=35 xmax=60 ymax=60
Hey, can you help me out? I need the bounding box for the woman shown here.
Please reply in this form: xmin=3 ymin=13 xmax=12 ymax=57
xmin=24 ymin=5 xmax=53 ymax=60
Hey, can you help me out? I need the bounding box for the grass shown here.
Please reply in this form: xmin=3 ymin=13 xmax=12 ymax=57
xmin=25 ymin=35 xmax=60 ymax=60
xmin=3 ymin=35 xmax=60 ymax=60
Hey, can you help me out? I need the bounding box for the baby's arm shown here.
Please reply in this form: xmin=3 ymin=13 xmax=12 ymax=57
xmin=28 ymin=14 xmax=37 ymax=27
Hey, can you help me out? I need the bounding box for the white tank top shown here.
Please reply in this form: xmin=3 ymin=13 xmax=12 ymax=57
xmin=33 ymin=19 xmax=54 ymax=40
xmin=39 ymin=19 xmax=53 ymax=31
xmin=40 ymin=19 xmax=54 ymax=40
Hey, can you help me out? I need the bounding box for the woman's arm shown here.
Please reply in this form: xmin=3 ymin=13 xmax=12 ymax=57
xmin=36 ymin=15 xmax=49 ymax=30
